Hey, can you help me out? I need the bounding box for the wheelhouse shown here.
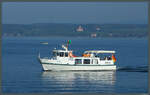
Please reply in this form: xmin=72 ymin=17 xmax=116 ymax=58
xmin=52 ymin=50 xmax=70 ymax=57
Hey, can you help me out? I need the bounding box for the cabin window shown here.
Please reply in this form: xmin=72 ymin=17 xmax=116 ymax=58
xmin=75 ymin=59 xmax=82 ymax=64
xmin=60 ymin=52 xmax=64 ymax=57
xmin=92 ymin=59 xmax=98 ymax=64
xmin=65 ymin=52 xmax=68 ymax=57
xmin=57 ymin=52 xmax=60 ymax=56
xmin=84 ymin=59 xmax=90 ymax=64
xmin=53 ymin=52 xmax=57 ymax=57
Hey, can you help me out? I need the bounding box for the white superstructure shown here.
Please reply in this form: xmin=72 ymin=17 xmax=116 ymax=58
xmin=38 ymin=41 xmax=117 ymax=71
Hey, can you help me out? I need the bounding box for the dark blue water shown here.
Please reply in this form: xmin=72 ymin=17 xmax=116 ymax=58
xmin=2 ymin=37 xmax=148 ymax=93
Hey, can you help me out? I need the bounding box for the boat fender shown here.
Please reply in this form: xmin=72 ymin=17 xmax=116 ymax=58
xmin=69 ymin=52 xmax=73 ymax=57
xmin=69 ymin=52 xmax=77 ymax=57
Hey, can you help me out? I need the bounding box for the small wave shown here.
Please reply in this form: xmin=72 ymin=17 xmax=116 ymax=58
xmin=117 ymin=66 xmax=148 ymax=72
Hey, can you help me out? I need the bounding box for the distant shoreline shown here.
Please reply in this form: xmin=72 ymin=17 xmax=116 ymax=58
xmin=2 ymin=36 xmax=148 ymax=39
xmin=2 ymin=23 xmax=148 ymax=38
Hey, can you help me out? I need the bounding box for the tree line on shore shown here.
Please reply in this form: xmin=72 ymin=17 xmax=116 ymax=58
xmin=2 ymin=23 xmax=148 ymax=38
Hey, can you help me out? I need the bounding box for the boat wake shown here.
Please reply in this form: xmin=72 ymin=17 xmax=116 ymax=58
xmin=117 ymin=66 xmax=148 ymax=72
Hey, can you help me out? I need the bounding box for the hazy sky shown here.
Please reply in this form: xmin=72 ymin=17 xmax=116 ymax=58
xmin=2 ymin=2 xmax=148 ymax=24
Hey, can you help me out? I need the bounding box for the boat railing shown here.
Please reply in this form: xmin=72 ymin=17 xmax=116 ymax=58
xmin=69 ymin=57 xmax=74 ymax=61
xmin=51 ymin=57 xmax=57 ymax=60
xmin=43 ymin=57 xmax=49 ymax=59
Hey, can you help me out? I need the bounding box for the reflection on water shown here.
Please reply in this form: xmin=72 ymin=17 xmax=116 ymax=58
xmin=41 ymin=71 xmax=116 ymax=93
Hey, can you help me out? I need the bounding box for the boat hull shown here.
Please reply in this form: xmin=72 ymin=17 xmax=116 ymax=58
xmin=41 ymin=63 xmax=116 ymax=71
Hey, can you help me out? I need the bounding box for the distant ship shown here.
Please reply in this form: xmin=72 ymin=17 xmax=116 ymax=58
xmin=38 ymin=40 xmax=117 ymax=71
xmin=40 ymin=42 xmax=48 ymax=45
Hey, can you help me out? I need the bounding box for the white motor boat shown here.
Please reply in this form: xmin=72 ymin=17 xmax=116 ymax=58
xmin=38 ymin=40 xmax=117 ymax=71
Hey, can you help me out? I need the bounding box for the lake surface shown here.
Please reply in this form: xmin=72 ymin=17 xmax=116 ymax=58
xmin=2 ymin=37 xmax=148 ymax=93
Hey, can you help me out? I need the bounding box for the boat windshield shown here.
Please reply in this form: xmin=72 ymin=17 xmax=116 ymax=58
xmin=53 ymin=51 xmax=69 ymax=57
xmin=96 ymin=53 xmax=113 ymax=60
xmin=53 ymin=51 xmax=57 ymax=57
xmin=65 ymin=52 xmax=68 ymax=57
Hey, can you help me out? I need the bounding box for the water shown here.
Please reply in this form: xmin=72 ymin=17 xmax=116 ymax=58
xmin=2 ymin=37 xmax=148 ymax=93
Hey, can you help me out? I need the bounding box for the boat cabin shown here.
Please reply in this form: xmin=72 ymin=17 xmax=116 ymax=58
xmin=52 ymin=44 xmax=77 ymax=58
xmin=52 ymin=50 xmax=70 ymax=57
xmin=51 ymin=47 xmax=116 ymax=65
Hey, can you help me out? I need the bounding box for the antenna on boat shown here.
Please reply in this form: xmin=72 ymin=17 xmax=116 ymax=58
xmin=62 ymin=44 xmax=68 ymax=51
xmin=38 ymin=52 xmax=40 ymax=59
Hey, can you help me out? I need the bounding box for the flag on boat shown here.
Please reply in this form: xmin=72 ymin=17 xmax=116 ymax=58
xmin=67 ymin=40 xmax=71 ymax=44
xmin=112 ymin=54 xmax=116 ymax=63
xmin=66 ymin=40 xmax=71 ymax=49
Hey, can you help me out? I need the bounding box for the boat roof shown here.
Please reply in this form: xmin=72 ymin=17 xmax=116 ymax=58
xmin=84 ymin=50 xmax=115 ymax=54
xmin=53 ymin=50 xmax=72 ymax=52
